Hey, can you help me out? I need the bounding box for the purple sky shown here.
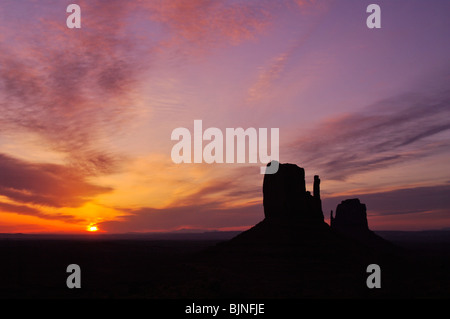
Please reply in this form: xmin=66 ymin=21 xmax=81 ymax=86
xmin=0 ymin=0 xmax=449 ymax=233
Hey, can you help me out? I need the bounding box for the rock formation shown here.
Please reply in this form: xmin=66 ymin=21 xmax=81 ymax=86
xmin=313 ymin=175 xmax=320 ymax=199
xmin=262 ymin=161 xmax=323 ymax=223
xmin=330 ymin=198 xmax=369 ymax=234
xmin=330 ymin=198 xmax=391 ymax=248
xmin=209 ymin=161 xmax=396 ymax=298
xmin=222 ymin=161 xmax=330 ymax=247
xmin=223 ymin=161 xmax=391 ymax=250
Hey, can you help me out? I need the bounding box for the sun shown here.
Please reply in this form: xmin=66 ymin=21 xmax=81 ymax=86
xmin=86 ymin=224 xmax=99 ymax=232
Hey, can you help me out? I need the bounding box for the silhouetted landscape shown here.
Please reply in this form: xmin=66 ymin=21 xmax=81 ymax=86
xmin=1 ymin=162 xmax=450 ymax=299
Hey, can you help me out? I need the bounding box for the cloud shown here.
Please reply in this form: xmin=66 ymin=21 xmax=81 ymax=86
xmin=142 ymin=0 xmax=272 ymax=48
xmin=98 ymin=164 xmax=264 ymax=232
xmin=323 ymin=183 xmax=450 ymax=216
xmin=288 ymin=84 xmax=450 ymax=180
xmin=0 ymin=0 xmax=293 ymax=177
xmin=0 ymin=201 xmax=80 ymax=222
xmin=245 ymin=0 xmax=331 ymax=104
xmin=101 ymin=180 xmax=450 ymax=232
xmin=0 ymin=153 xmax=112 ymax=209
xmin=99 ymin=202 xmax=263 ymax=233
xmin=247 ymin=51 xmax=291 ymax=102
xmin=0 ymin=1 xmax=144 ymax=175
xmin=173 ymin=168 xmax=262 ymax=207
xmin=0 ymin=0 xmax=322 ymax=165
xmin=322 ymin=183 xmax=450 ymax=230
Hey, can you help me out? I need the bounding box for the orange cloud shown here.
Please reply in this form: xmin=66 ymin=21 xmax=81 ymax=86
xmin=0 ymin=153 xmax=112 ymax=209
xmin=0 ymin=212 xmax=84 ymax=233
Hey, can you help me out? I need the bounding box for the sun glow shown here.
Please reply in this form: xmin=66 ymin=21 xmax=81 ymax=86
xmin=87 ymin=224 xmax=99 ymax=232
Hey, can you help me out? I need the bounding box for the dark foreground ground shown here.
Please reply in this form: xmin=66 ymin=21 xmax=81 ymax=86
xmin=0 ymin=230 xmax=450 ymax=299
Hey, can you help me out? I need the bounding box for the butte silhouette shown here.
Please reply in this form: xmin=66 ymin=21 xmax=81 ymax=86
xmin=220 ymin=161 xmax=392 ymax=251
xmin=194 ymin=161 xmax=404 ymax=298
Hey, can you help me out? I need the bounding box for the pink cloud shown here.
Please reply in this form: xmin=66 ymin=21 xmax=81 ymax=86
xmin=0 ymin=0 xmax=286 ymax=176
xmin=143 ymin=0 xmax=272 ymax=47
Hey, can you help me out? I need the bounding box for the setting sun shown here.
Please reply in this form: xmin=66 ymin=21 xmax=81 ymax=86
xmin=87 ymin=225 xmax=99 ymax=232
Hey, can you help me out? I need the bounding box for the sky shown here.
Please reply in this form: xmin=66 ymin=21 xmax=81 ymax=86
xmin=0 ymin=0 xmax=449 ymax=233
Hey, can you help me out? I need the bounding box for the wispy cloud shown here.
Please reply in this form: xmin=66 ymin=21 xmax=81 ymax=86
xmin=97 ymin=163 xmax=264 ymax=232
xmin=247 ymin=51 xmax=291 ymax=103
xmin=245 ymin=1 xmax=330 ymax=104
xmin=172 ymin=167 xmax=262 ymax=208
xmin=0 ymin=153 xmax=112 ymax=209
xmin=0 ymin=201 xmax=81 ymax=222
xmin=324 ymin=183 xmax=450 ymax=216
xmin=143 ymin=0 xmax=272 ymax=48
xmin=322 ymin=183 xmax=450 ymax=230
xmin=99 ymin=202 xmax=263 ymax=233
xmin=0 ymin=2 xmax=146 ymax=175
xmin=288 ymin=81 xmax=450 ymax=180
xmin=0 ymin=0 xmax=288 ymax=176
